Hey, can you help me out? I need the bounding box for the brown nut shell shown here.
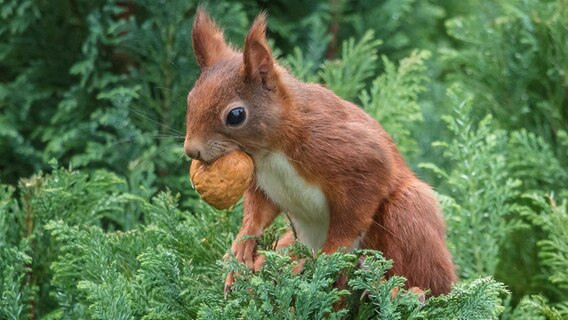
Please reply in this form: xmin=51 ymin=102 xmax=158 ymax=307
xmin=189 ymin=150 xmax=254 ymax=210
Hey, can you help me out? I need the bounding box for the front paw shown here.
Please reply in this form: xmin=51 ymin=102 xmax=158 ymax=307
xmin=231 ymin=234 xmax=258 ymax=270
xmin=224 ymin=235 xmax=261 ymax=298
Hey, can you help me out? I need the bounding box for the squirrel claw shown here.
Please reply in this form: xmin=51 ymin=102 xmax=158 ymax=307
xmin=223 ymin=284 xmax=231 ymax=299
xmin=224 ymin=272 xmax=235 ymax=299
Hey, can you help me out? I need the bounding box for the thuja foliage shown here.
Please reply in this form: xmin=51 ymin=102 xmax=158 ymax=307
xmin=1 ymin=0 xmax=567 ymax=319
xmin=421 ymin=86 xmax=525 ymax=280
xmin=441 ymin=0 xmax=568 ymax=148
xmin=0 ymin=168 xmax=508 ymax=319
xmin=521 ymin=195 xmax=568 ymax=315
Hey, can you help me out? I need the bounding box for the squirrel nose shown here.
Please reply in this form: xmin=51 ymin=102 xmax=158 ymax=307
xmin=184 ymin=139 xmax=204 ymax=161
xmin=187 ymin=149 xmax=201 ymax=160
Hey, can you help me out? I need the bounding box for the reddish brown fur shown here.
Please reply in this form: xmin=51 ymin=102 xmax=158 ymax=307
xmin=186 ymin=8 xmax=457 ymax=296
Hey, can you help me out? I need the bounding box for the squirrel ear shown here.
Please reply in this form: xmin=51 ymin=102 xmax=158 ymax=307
xmin=243 ymin=12 xmax=274 ymax=86
xmin=192 ymin=7 xmax=233 ymax=69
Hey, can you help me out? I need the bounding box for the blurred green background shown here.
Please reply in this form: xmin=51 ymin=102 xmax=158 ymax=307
xmin=1 ymin=0 xmax=567 ymax=319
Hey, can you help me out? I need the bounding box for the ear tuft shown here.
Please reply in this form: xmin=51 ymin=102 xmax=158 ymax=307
xmin=243 ymin=12 xmax=274 ymax=83
xmin=192 ymin=7 xmax=233 ymax=69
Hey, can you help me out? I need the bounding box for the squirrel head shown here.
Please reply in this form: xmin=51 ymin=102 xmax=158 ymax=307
xmin=184 ymin=8 xmax=289 ymax=163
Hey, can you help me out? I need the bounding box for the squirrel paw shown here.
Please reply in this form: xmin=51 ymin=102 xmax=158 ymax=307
xmin=231 ymin=235 xmax=258 ymax=270
xmin=224 ymin=236 xmax=266 ymax=298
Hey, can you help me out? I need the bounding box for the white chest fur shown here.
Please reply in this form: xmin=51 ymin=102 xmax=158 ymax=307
xmin=253 ymin=151 xmax=330 ymax=250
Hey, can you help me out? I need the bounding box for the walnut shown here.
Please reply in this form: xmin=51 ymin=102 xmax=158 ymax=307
xmin=189 ymin=151 xmax=254 ymax=209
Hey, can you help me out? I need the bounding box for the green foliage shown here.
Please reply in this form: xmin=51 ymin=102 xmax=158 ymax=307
xmin=284 ymin=29 xmax=382 ymax=101
xmin=20 ymin=169 xmax=239 ymax=319
xmin=204 ymin=249 xmax=353 ymax=319
xmin=360 ymin=50 xmax=431 ymax=158
xmin=349 ymin=251 xmax=425 ymax=320
xmin=521 ymin=194 xmax=568 ymax=316
xmin=209 ymin=249 xmax=509 ymax=320
xmin=1 ymin=0 xmax=568 ymax=319
xmin=425 ymin=277 xmax=509 ymax=320
xmin=350 ymin=1 xmax=445 ymax=58
xmin=318 ymin=30 xmax=381 ymax=101
xmin=507 ymin=130 xmax=568 ymax=192
xmin=509 ymin=295 xmax=564 ymax=320
xmin=0 ymin=167 xmax=512 ymax=319
xmin=442 ymin=0 xmax=568 ymax=149
xmin=0 ymin=167 xmax=141 ymax=317
xmin=421 ymin=86 xmax=524 ymax=279
xmin=0 ymin=185 xmax=33 ymax=320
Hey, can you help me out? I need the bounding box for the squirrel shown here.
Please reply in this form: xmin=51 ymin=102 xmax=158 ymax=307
xmin=184 ymin=8 xmax=457 ymax=297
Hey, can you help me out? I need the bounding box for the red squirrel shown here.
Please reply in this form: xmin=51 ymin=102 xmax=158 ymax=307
xmin=184 ymin=9 xmax=457 ymax=296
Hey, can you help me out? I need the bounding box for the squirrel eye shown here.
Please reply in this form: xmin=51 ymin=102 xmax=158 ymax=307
xmin=226 ymin=107 xmax=246 ymax=126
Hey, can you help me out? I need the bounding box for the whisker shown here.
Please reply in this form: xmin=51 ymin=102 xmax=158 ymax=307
xmin=176 ymin=151 xmax=189 ymax=163
xmin=127 ymin=107 xmax=185 ymax=135
xmin=94 ymin=135 xmax=184 ymax=157
xmin=130 ymin=147 xmax=167 ymax=170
